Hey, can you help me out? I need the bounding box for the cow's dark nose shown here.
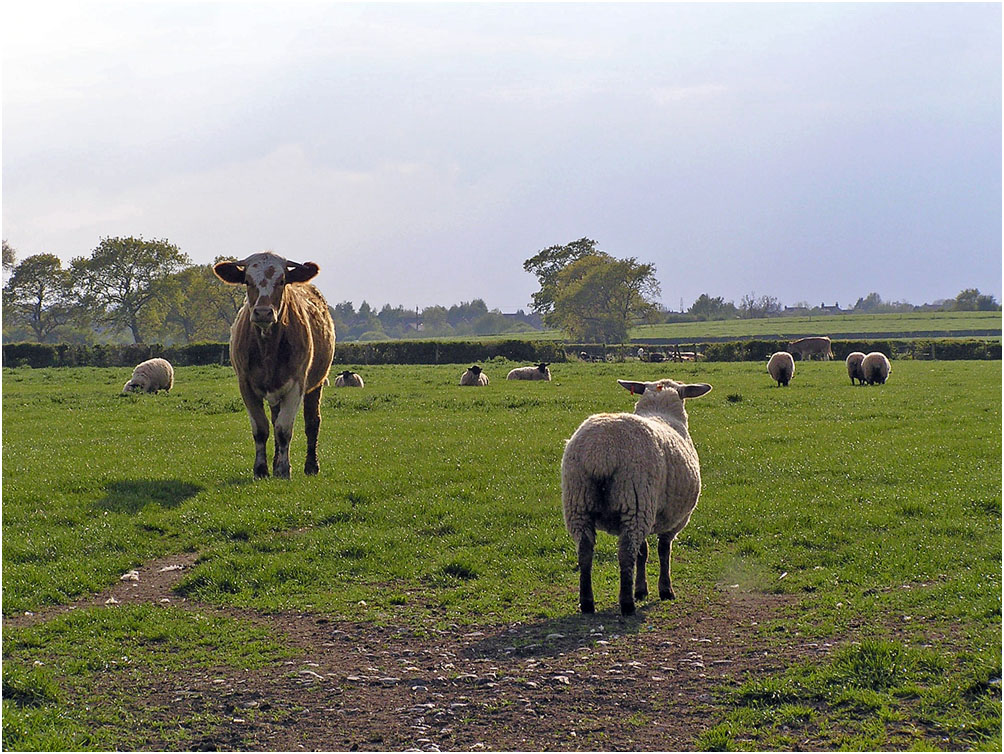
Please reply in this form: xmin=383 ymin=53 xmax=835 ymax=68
xmin=251 ymin=307 xmax=276 ymax=326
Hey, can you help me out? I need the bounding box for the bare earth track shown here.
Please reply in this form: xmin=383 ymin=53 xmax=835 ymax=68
xmin=7 ymin=555 xmax=826 ymax=752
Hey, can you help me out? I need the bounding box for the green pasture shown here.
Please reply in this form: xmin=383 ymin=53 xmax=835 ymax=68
xmin=2 ymin=359 xmax=1001 ymax=750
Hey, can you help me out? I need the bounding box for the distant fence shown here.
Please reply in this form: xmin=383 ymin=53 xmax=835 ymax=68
xmin=2 ymin=337 xmax=1000 ymax=369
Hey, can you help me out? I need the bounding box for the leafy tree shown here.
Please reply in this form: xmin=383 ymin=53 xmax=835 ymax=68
xmin=71 ymin=236 xmax=189 ymax=343
xmin=2 ymin=253 xmax=73 ymax=342
xmin=547 ymin=253 xmax=661 ymax=343
xmin=523 ymin=237 xmax=601 ymax=316
xmin=688 ymin=293 xmax=737 ymax=320
xmin=953 ymin=288 xmax=999 ymax=311
xmin=152 ymin=263 xmax=244 ymax=343
xmin=2 ymin=240 xmax=15 ymax=272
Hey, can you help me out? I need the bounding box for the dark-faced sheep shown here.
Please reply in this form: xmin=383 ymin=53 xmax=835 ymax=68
xmin=460 ymin=365 xmax=489 ymax=386
xmin=506 ymin=363 xmax=551 ymax=381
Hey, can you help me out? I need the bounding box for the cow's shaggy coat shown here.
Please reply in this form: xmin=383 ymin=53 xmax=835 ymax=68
xmin=214 ymin=252 xmax=335 ymax=479
xmin=562 ymin=378 xmax=712 ymax=616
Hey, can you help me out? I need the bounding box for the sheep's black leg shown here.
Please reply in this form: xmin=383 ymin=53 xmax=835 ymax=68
xmin=577 ymin=532 xmax=595 ymax=614
xmin=618 ymin=535 xmax=638 ymax=616
xmin=303 ymin=387 xmax=322 ymax=476
xmin=634 ymin=538 xmax=649 ymax=601
xmin=658 ymin=532 xmax=676 ymax=600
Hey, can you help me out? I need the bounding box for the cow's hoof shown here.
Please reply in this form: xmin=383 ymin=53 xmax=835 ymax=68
xmin=254 ymin=466 xmax=269 ymax=480
xmin=304 ymin=461 xmax=319 ymax=476
xmin=659 ymin=588 xmax=676 ymax=601
xmin=580 ymin=601 xmax=595 ymax=614
xmin=620 ymin=601 xmax=636 ymax=616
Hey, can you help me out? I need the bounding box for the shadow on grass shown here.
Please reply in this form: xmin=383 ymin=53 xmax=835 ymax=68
xmin=460 ymin=603 xmax=663 ymax=661
xmin=95 ymin=479 xmax=203 ymax=513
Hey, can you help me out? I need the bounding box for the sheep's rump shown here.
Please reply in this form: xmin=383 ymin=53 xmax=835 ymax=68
xmin=123 ymin=358 xmax=174 ymax=393
xmin=767 ymin=352 xmax=794 ymax=386
xmin=506 ymin=366 xmax=550 ymax=381
xmin=561 ymin=412 xmax=700 ymax=541
xmin=862 ymin=352 xmax=891 ymax=384
xmin=846 ymin=352 xmax=866 ymax=383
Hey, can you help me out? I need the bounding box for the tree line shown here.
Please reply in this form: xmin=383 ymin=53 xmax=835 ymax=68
xmin=1 ymin=238 xmax=540 ymax=345
xmin=3 ymin=236 xmax=998 ymax=346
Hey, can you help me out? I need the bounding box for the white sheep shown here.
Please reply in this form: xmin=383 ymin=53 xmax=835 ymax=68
xmin=845 ymin=352 xmax=867 ymax=385
xmin=506 ymin=363 xmax=551 ymax=381
xmin=767 ymin=351 xmax=795 ymax=387
xmin=861 ymin=352 xmax=891 ymax=385
xmin=459 ymin=365 xmax=489 ymax=386
xmin=561 ymin=377 xmax=713 ymax=615
xmin=122 ymin=358 xmax=174 ymax=394
xmin=334 ymin=370 xmax=364 ymax=387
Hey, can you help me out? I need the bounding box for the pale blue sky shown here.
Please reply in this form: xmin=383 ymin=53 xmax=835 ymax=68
xmin=3 ymin=1 xmax=1001 ymax=311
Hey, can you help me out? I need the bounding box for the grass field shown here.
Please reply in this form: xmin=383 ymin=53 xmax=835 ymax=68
xmin=2 ymin=359 xmax=1001 ymax=750
xmin=402 ymin=310 xmax=1002 ymax=343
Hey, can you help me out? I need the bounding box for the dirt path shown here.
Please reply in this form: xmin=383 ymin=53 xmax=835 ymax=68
xmin=6 ymin=556 xmax=824 ymax=751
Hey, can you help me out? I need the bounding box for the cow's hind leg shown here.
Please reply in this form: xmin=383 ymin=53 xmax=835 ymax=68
xmin=303 ymin=387 xmax=322 ymax=476
xmin=240 ymin=386 xmax=270 ymax=479
xmin=271 ymin=389 xmax=303 ymax=479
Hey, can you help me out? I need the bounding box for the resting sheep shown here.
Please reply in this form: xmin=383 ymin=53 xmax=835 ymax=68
xmin=460 ymin=365 xmax=489 ymax=386
xmin=334 ymin=370 xmax=364 ymax=388
xmin=122 ymin=358 xmax=174 ymax=394
xmin=767 ymin=351 xmax=795 ymax=387
xmin=561 ymin=377 xmax=713 ymax=616
xmin=862 ymin=352 xmax=891 ymax=385
xmin=507 ymin=363 xmax=551 ymax=381
xmin=846 ymin=352 xmax=866 ymax=385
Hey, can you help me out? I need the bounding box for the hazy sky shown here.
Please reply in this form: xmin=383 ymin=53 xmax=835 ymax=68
xmin=3 ymin=1 xmax=1001 ymax=312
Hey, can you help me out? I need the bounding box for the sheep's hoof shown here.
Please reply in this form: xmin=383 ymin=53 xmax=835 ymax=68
xmin=580 ymin=601 xmax=595 ymax=614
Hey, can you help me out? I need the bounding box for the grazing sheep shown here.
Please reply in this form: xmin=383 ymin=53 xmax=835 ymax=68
xmin=846 ymin=352 xmax=867 ymax=385
xmin=334 ymin=370 xmax=364 ymax=388
xmin=507 ymin=363 xmax=551 ymax=381
xmin=562 ymin=377 xmax=713 ymax=616
xmin=767 ymin=351 xmax=795 ymax=387
xmin=122 ymin=358 xmax=174 ymax=394
xmin=460 ymin=365 xmax=489 ymax=386
xmin=861 ymin=352 xmax=891 ymax=385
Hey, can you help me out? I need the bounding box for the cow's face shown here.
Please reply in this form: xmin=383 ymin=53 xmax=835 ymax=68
xmin=214 ymin=253 xmax=320 ymax=332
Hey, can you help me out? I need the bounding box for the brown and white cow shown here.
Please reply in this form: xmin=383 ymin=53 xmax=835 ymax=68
xmin=787 ymin=336 xmax=833 ymax=361
xmin=213 ymin=252 xmax=335 ymax=479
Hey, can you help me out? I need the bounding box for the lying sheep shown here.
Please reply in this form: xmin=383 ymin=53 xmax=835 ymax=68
xmin=862 ymin=352 xmax=891 ymax=385
xmin=561 ymin=377 xmax=713 ymax=615
xmin=507 ymin=363 xmax=551 ymax=381
xmin=459 ymin=365 xmax=489 ymax=386
xmin=846 ymin=352 xmax=866 ymax=385
xmin=767 ymin=351 xmax=795 ymax=387
xmin=122 ymin=358 xmax=174 ymax=394
xmin=334 ymin=370 xmax=364 ymax=388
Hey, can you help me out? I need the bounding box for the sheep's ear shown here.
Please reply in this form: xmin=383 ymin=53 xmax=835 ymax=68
xmin=618 ymin=380 xmax=647 ymax=395
xmin=679 ymin=383 xmax=712 ymax=399
xmin=285 ymin=261 xmax=320 ymax=284
xmin=213 ymin=261 xmax=245 ymax=285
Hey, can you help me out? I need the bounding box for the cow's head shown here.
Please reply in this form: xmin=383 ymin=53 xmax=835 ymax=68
xmin=214 ymin=252 xmax=319 ymax=332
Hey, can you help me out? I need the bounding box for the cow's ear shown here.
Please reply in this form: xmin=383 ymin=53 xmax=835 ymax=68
xmin=285 ymin=261 xmax=319 ymax=284
xmin=213 ymin=261 xmax=245 ymax=285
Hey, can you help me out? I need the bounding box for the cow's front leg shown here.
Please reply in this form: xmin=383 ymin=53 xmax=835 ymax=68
xmin=270 ymin=386 xmax=304 ymax=479
xmin=240 ymin=386 xmax=270 ymax=479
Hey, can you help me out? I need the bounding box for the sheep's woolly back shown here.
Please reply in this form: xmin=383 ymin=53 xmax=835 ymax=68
xmin=862 ymin=352 xmax=891 ymax=384
xmin=506 ymin=364 xmax=551 ymax=381
xmin=767 ymin=351 xmax=795 ymax=386
xmin=562 ymin=379 xmax=711 ymax=541
xmin=846 ymin=352 xmax=866 ymax=383
xmin=123 ymin=358 xmax=174 ymax=393
xmin=334 ymin=371 xmax=364 ymax=387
